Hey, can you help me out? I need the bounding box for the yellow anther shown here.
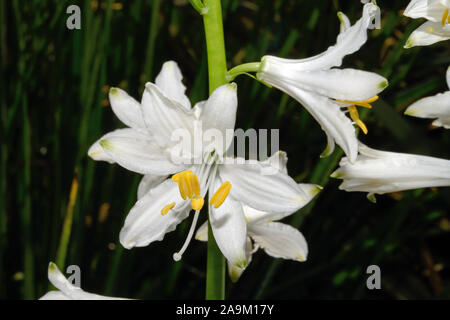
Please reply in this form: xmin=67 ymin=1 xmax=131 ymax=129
xmin=442 ymin=8 xmax=449 ymax=27
xmin=172 ymin=170 xmax=192 ymax=183
xmin=172 ymin=170 xmax=201 ymax=201
xmin=161 ymin=202 xmax=176 ymax=216
xmin=191 ymin=197 xmax=204 ymax=211
xmin=210 ymin=181 xmax=232 ymax=209
xmin=348 ymin=106 xmax=368 ymax=134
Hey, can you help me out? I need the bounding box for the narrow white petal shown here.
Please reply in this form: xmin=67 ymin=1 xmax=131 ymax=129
xmin=267 ymin=68 xmax=387 ymax=101
xmin=219 ymin=159 xmax=320 ymax=214
xmin=39 ymin=291 xmax=71 ymax=300
xmin=209 ymin=179 xmax=247 ymax=268
xmin=227 ymin=237 xmax=253 ymax=283
xmin=88 ymin=129 xmax=137 ymax=164
xmin=47 ymin=262 xmax=128 ymax=300
xmin=108 ymin=87 xmax=147 ymax=129
xmin=137 ymin=174 xmax=169 ymax=199
xmin=446 ymin=66 xmax=450 ymax=88
xmin=405 ymin=91 xmax=450 ymax=128
xmin=243 ymin=183 xmax=320 ymax=223
xmin=200 ymin=83 xmax=238 ymax=156
xmin=337 ymin=11 xmax=351 ymax=33
xmin=257 ymin=3 xmax=379 ymax=73
xmin=141 ymin=82 xmax=197 ymax=151
xmin=261 ymin=150 xmax=288 ymax=174
xmin=98 ymin=128 xmax=184 ymax=175
xmin=404 ymin=0 xmax=445 ymax=22
xmin=285 ymin=88 xmax=359 ymax=163
xmin=120 ymin=179 xmax=191 ymax=249
xmin=248 ymin=222 xmax=308 ymax=262
xmin=194 ymin=221 xmax=208 ymax=242
xmin=332 ymin=144 xmax=450 ymax=194
xmin=155 ymin=61 xmax=191 ymax=109
xmin=404 ymin=22 xmax=450 ymax=48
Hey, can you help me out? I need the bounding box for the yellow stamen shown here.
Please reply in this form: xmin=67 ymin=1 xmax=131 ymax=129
xmin=442 ymin=8 xmax=449 ymax=27
xmin=191 ymin=197 xmax=204 ymax=211
xmin=210 ymin=181 xmax=232 ymax=209
xmin=335 ymin=96 xmax=378 ymax=134
xmin=348 ymin=106 xmax=368 ymax=134
xmin=336 ymin=95 xmax=378 ymax=109
xmin=172 ymin=170 xmax=192 ymax=183
xmin=161 ymin=202 xmax=176 ymax=216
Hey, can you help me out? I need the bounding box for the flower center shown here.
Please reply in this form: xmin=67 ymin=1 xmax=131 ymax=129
xmin=336 ymin=95 xmax=379 ymax=135
xmin=160 ymin=170 xmax=205 ymax=216
xmin=442 ymin=8 xmax=450 ymax=27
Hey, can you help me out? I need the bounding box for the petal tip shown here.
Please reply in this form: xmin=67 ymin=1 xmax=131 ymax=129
xmin=99 ymin=139 xmax=114 ymax=151
xmin=378 ymin=80 xmax=389 ymax=90
xmin=48 ymin=262 xmax=57 ymax=273
xmin=330 ymin=170 xmax=343 ymax=179
xmin=109 ymin=87 xmax=120 ymax=96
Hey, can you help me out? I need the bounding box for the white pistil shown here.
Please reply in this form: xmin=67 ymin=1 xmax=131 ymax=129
xmin=173 ymin=210 xmax=201 ymax=261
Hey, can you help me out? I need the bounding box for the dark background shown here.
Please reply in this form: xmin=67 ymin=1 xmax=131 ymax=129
xmin=1 ymin=0 xmax=449 ymax=299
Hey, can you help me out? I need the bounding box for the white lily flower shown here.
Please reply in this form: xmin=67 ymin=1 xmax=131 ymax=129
xmin=403 ymin=0 xmax=450 ymax=47
xmin=195 ymin=151 xmax=320 ymax=282
xmin=405 ymin=66 xmax=450 ymax=128
xmin=88 ymin=62 xmax=316 ymax=268
xmin=256 ymin=2 xmax=388 ymax=163
xmin=331 ymin=142 xmax=450 ymax=200
xmin=39 ymin=262 xmax=130 ymax=300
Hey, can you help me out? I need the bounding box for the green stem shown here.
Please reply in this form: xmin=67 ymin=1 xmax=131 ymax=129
xmin=202 ymin=0 xmax=227 ymax=300
xmin=226 ymin=62 xmax=261 ymax=81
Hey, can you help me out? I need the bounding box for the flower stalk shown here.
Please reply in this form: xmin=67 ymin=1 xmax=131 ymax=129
xmin=202 ymin=0 xmax=227 ymax=300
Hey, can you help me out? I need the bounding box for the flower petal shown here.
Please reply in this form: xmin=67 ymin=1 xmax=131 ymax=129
xmin=137 ymin=174 xmax=169 ymax=199
xmin=219 ymin=159 xmax=320 ymax=214
xmin=283 ymin=88 xmax=359 ymax=163
xmin=108 ymin=87 xmax=147 ymax=129
xmin=46 ymin=262 xmax=128 ymax=300
xmin=404 ymin=0 xmax=445 ymax=22
xmin=155 ymin=61 xmax=191 ymax=110
xmin=194 ymin=221 xmax=208 ymax=242
xmin=243 ymin=183 xmax=320 ymax=223
xmin=97 ymin=128 xmax=184 ymax=175
xmin=141 ymin=82 xmax=197 ymax=151
xmin=332 ymin=143 xmax=450 ymax=194
xmin=200 ymin=83 xmax=238 ymax=156
xmin=257 ymin=3 xmax=379 ymax=73
xmin=405 ymin=91 xmax=450 ymax=129
xmin=209 ymin=178 xmax=247 ymax=268
xmin=268 ymin=68 xmax=387 ymax=101
xmin=446 ymin=66 xmax=450 ymax=88
xmin=39 ymin=291 xmax=71 ymax=300
xmin=404 ymin=22 xmax=450 ymax=48
xmin=248 ymin=222 xmax=308 ymax=262
xmin=227 ymin=237 xmax=254 ymax=283
xmin=120 ymin=178 xmax=191 ymax=249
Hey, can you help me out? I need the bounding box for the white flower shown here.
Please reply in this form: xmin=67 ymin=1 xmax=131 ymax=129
xmin=404 ymin=0 xmax=450 ymax=48
xmin=88 ymin=61 xmax=318 ymax=268
xmin=331 ymin=142 xmax=450 ymax=200
xmin=195 ymin=151 xmax=320 ymax=282
xmin=256 ymin=2 xmax=388 ymax=163
xmin=405 ymin=66 xmax=450 ymax=128
xmin=39 ymin=262 xmax=130 ymax=300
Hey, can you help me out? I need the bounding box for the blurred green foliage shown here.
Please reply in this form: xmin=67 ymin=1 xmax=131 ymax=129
xmin=1 ymin=0 xmax=449 ymax=299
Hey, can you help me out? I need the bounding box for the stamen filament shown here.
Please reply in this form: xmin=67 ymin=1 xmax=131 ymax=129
xmin=173 ymin=210 xmax=200 ymax=262
xmin=210 ymin=181 xmax=232 ymax=208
